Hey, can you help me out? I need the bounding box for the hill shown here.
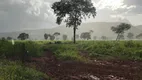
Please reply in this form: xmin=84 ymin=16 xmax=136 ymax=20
xmin=0 ymin=22 xmax=141 ymax=40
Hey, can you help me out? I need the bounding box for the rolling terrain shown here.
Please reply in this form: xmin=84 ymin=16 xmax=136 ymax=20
xmin=0 ymin=22 xmax=142 ymax=40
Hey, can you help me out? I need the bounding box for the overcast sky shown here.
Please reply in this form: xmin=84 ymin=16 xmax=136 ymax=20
xmin=0 ymin=0 xmax=142 ymax=32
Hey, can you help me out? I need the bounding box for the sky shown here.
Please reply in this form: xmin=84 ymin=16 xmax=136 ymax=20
xmin=0 ymin=0 xmax=142 ymax=32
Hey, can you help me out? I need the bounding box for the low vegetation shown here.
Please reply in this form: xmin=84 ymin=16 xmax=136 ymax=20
xmin=1 ymin=40 xmax=142 ymax=61
xmin=0 ymin=39 xmax=142 ymax=80
xmin=0 ymin=40 xmax=43 ymax=58
xmin=0 ymin=60 xmax=50 ymax=80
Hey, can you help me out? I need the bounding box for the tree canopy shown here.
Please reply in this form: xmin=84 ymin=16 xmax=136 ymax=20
xmin=7 ymin=37 xmax=12 ymax=40
xmin=49 ymin=35 xmax=55 ymax=41
xmin=80 ymin=32 xmax=91 ymax=40
xmin=111 ymin=23 xmax=131 ymax=40
xmin=17 ymin=33 xmax=29 ymax=40
xmin=52 ymin=0 xmax=96 ymax=43
xmin=44 ymin=33 xmax=50 ymax=40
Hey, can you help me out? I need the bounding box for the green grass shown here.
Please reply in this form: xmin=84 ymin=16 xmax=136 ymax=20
xmin=0 ymin=60 xmax=51 ymax=80
xmin=44 ymin=44 xmax=85 ymax=61
xmin=0 ymin=40 xmax=142 ymax=60
xmin=0 ymin=40 xmax=142 ymax=80
xmin=77 ymin=40 xmax=142 ymax=60
xmin=0 ymin=40 xmax=44 ymax=58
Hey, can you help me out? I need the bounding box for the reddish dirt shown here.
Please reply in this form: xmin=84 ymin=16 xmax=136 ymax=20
xmin=26 ymin=50 xmax=142 ymax=80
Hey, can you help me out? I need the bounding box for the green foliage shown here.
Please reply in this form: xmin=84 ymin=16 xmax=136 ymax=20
xmin=77 ymin=41 xmax=142 ymax=60
xmin=52 ymin=0 xmax=96 ymax=43
xmin=49 ymin=35 xmax=55 ymax=41
xmin=0 ymin=60 xmax=50 ymax=80
xmin=44 ymin=33 xmax=50 ymax=40
xmin=44 ymin=44 xmax=84 ymax=61
xmin=53 ymin=32 xmax=60 ymax=36
xmin=52 ymin=0 xmax=96 ymax=27
xmin=17 ymin=33 xmax=29 ymax=40
xmin=111 ymin=23 xmax=131 ymax=40
xmin=0 ymin=40 xmax=43 ymax=58
xmin=24 ymin=41 xmax=43 ymax=57
xmin=1 ymin=40 xmax=142 ymax=61
xmin=7 ymin=37 xmax=12 ymax=40
xmin=80 ymin=32 xmax=91 ymax=40
xmin=111 ymin=23 xmax=131 ymax=34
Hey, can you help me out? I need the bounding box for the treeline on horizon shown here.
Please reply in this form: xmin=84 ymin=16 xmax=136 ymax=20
xmin=1 ymin=23 xmax=142 ymax=41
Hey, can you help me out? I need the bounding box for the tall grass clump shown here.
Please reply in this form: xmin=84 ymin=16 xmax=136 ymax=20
xmin=44 ymin=44 xmax=84 ymax=61
xmin=0 ymin=60 xmax=50 ymax=80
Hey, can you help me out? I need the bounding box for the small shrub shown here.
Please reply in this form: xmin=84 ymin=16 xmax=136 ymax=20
xmin=124 ymin=41 xmax=135 ymax=48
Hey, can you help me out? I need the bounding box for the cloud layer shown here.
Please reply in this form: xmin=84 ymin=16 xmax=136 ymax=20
xmin=0 ymin=0 xmax=142 ymax=32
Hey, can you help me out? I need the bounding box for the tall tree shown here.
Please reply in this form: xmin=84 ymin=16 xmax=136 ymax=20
xmin=53 ymin=32 xmax=60 ymax=40
xmin=49 ymin=35 xmax=55 ymax=41
xmin=52 ymin=0 xmax=96 ymax=43
xmin=127 ymin=32 xmax=134 ymax=40
xmin=111 ymin=23 xmax=131 ymax=40
xmin=17 ymin=33 xmax=29 ymax=40
xmin=63 ymin=34 xmax=68 ymax=40
xmin=80 ymin=32 xmax=91 ymax=40
xmin=44 ymin=33 xmax=50 ymax=40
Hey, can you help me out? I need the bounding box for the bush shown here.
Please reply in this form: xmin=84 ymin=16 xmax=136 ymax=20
xmin=0 ymin=60 xmax=50 ymax=80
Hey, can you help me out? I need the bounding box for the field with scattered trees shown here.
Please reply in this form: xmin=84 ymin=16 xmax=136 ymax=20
xmin=0 ymin=0 xmax=142 ymax=80
xmin=0 ymin=40 xmax=142 ymax=80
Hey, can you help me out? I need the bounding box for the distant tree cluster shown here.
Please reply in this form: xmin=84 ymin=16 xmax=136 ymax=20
xmin=0 ymin=37 xmax=13 ymax=41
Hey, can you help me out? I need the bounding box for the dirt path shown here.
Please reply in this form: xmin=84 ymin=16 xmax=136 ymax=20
xmin=26 ymin=50 xmax=142 ymax=80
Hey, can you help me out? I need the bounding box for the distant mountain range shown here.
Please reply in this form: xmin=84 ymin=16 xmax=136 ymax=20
xmin=0 ymin=22 xmax=142 ymax=40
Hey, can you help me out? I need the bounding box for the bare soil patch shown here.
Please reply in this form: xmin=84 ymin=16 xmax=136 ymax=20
xmin=26 ymin=50 xmax=142 ymax=80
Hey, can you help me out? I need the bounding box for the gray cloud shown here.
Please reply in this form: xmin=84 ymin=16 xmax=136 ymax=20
xmin=120 ymin=0 xmax=142 ymax=14
xmin=0 ymin=0 xmax=142 ymax=32
xmin=0 ymin=0 xmax=57 ymax=32
xmin=124 ymin=0 xmax=142 ymax=6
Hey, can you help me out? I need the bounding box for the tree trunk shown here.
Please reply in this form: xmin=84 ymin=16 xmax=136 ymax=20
xmin=116 ymin=33 xmax=120 ymax=41
xmin=73 ymin=27 xmax=76 ymax=44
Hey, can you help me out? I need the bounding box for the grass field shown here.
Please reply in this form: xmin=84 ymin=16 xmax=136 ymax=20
xmin=0 ymin=40 xmax=142 ymax=80
xmin=0 ymin=59 xmax=51 ymax=80
xmin=1 ymin=40 xmax=142 ymax=60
